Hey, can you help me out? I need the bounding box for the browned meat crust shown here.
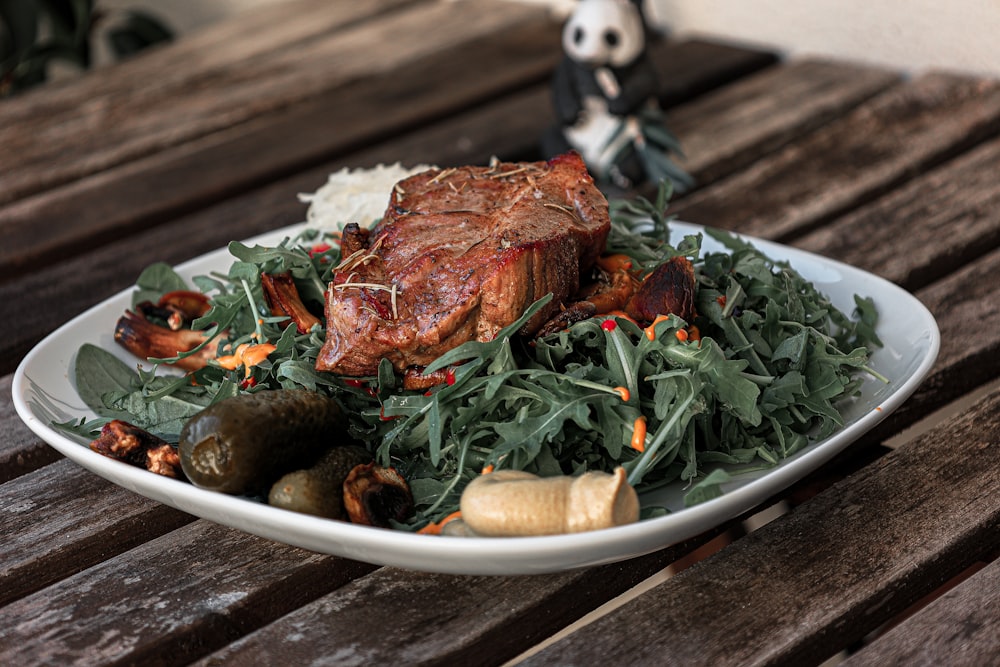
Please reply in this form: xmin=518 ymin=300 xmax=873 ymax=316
xmin=316 ymin=152 xmax=610 ymax=377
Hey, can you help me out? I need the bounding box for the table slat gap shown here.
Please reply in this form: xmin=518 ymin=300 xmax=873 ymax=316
xmin=0 ymin=374 xmax=63 ymax=484
xmin=0 ymin=459 xmax=195 ymax=606
xmin=0 ymin=0 xmax=547 ymax=208
xmin=187 ymin=539 xmax=710 ymax=667
xmin=671 ymin=72 xmax=1000 ymax=243
xmin=0 ymin=520 xmax=377 ymax=666
xmin=0 ymin=7 xmax=564 ymax=284
xmin=519 ymin=388 xmax=1000 ymax=666
xmin=841 ymin=559 xmax=1000 ymax=666
xmin=794 ymin=133 xmax=1000 ymax=292
xmin=672 ymin=57 xmax=901 ymax=186
xmin=869 ymin=245 xmax=1000 ymax=437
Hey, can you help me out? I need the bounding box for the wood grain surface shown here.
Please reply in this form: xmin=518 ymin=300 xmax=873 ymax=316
xmin=521 ymin=390 xmax=1000 ymax=666
xmin=1 ymin=2 xmax=997 ymax=665
xmin=843 ymin=559 xmax=1000 ymax=667
xmin=672 ymin=72 xmax=1000 ymax=241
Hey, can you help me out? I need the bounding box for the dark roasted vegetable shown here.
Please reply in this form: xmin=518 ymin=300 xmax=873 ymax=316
xmin=624 ymin=255 xmax=697 ymax=323
xmin=268 ymin=445 xmax=372 ymax=518
xmin=90 ymin=419 xmax=185 ymax=479
xmin=261 ymin=272 xmax=321 ymax=334
xmin=114 ymin=309 xmax=219 ymax=371
xmin=178 ymin=389 xmax=346 ymax=495
xmin=343 ymin=463 xmax=415 ymax=527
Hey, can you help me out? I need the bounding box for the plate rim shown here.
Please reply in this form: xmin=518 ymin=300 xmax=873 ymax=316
xmin=11 ymin=221 xmax=941 ymax=575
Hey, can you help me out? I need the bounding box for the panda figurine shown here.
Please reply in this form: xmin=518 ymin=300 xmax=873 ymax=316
xmin=543 ymin=0 xmax=692 ymax=193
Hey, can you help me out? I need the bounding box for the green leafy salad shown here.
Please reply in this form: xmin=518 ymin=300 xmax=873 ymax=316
xmin=61 ymin=184 xmax=885 ymax=530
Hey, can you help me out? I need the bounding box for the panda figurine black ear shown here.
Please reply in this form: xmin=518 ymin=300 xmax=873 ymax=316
xmin=542 ymin=0 xmax=692 ymax=194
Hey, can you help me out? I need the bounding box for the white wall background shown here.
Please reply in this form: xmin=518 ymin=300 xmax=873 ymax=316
xmin=520 ymin=0 xmax=1000 ymax=77
xmin=101 ymin=0 xmax=1000 ymax=77
xmin=645 ymin=0 xmax=1000 ymax=76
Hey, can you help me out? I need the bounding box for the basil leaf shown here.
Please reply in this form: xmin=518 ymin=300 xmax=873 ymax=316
xmin=73 ymin=344 xmax=141 ymax=417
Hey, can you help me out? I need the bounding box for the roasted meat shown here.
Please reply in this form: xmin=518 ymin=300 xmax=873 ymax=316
xmin=316 ymin=152 xmax=611 ymax=377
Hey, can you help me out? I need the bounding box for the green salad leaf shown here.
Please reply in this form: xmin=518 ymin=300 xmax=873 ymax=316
xmin=66 ymin=184 xmax=886 ymax=528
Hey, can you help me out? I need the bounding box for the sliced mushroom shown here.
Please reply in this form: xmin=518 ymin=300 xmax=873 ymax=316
xmin=342 ymin=463 xmax=414 ymax=527
xmin=114 ymin=310 xmax=219 ymax=371
xmin=261 ymin=272 xmax=322 ymax=333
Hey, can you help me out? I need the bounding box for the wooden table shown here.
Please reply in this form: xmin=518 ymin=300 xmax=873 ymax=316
xmin=2 ymin=1 xmax=998 ymax=664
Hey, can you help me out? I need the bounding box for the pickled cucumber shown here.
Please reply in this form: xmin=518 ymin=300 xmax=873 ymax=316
xmin=178 ymin=389 xmax=347 ymax=495
xmin=268 ymin=445 xmax=372 ymax=519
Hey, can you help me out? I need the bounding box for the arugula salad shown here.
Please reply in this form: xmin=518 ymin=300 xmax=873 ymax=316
xmin=60 ymin=184 xmax=885 ymax=531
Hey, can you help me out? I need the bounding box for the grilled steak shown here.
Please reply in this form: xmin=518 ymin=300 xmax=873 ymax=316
xmin=316 ymin=152 xmax=611 ymax=377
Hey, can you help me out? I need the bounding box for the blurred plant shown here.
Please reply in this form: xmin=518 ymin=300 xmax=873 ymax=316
xmin=0 ymin=0 xmax=173 ymax=97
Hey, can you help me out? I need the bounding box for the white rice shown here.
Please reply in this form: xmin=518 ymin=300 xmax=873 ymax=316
xmin=297 ymin=162 xmax=435 ymax=232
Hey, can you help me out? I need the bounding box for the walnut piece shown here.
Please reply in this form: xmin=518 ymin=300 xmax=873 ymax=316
xmin=90 ymin=420 xmax=185 ymax=479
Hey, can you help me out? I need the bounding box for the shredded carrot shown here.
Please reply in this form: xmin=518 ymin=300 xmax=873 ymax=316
xmin=676 ymin=328 xmax=689 ymax=342
xmin=596 ymin=254 xmax=634 ymax=273
xmin=417 ymin=510 xmax=463 ymax=535
xmin=613 ymin=386 xmax=630 ymax=402
xmin=631 ymin=416 xmax=647 ymax=452
xmin=216 ymin=343 xmax=277 ymax=377
xmin=605 ymin=310 xmax=639 ymax=326
xmin=481 ymin=464 xmax=495 ymax=474
xmin=644 ymin=314 xmax=671 ymax=341
xmin=688 ymin=325 xmax=701 ymax=342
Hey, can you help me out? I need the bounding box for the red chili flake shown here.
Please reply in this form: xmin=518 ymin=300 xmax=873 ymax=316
xmin=717 ymin=295 xmax=727 ymax=307
xmin=345 ymin=379 xmax=364 ymax=388
xmin=379 ymin=405 xmax=401 ymax=421
xmin=445 ymin=368 xmax=456 ymax=386
xmin=309 ymin=242 xmax=333 ymax=257
xmin=240 ymin=377 xmax=258 ymax=390
xmin=601 ymin=318 xmax=618 ymax=331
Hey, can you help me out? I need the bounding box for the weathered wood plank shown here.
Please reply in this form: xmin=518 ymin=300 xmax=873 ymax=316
xmin=0 ymin=520 xmax=376 ymax=666
xmin=671 ymin=72 xmax=1000 ymax=241
xmin=0 ymin=0 xmax=417 ymax=126
xmin=189 ymin=544 xmax=688 ymax=666
xmin=0 ymin=0 xmax=562 ymax=282
xmin=187 ymin=455 xmax=916 ymax=666
xmin=0 ymin=38 xmax=772 ymax=287
xmin=0 ymin=460 xmax=194 ymax=605
xmin=842 ymin=559 xmax=1000 ymax=667
xmin=0 ymin=40 xmax=774 ymax=374
xmin=655 ymin=39 xmax=778 ymax=107
xmin=794 ymin=134 xmax=1000 ymax=292
xmin=875 ymin=245 xmax=1000 ymax=434
xmin=673 ymin=58 xmax=900 ymax=185
xmin=0 ymin=0 xmax=434 ymax=206
xmin=0 ymin=375 xmax=61 ymax=484
xmin=521 ymin=389 xmax=1000 ymax=667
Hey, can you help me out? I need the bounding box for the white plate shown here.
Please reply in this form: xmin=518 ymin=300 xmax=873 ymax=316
xmin=12 ymin=222 xmax=939 ymax=575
